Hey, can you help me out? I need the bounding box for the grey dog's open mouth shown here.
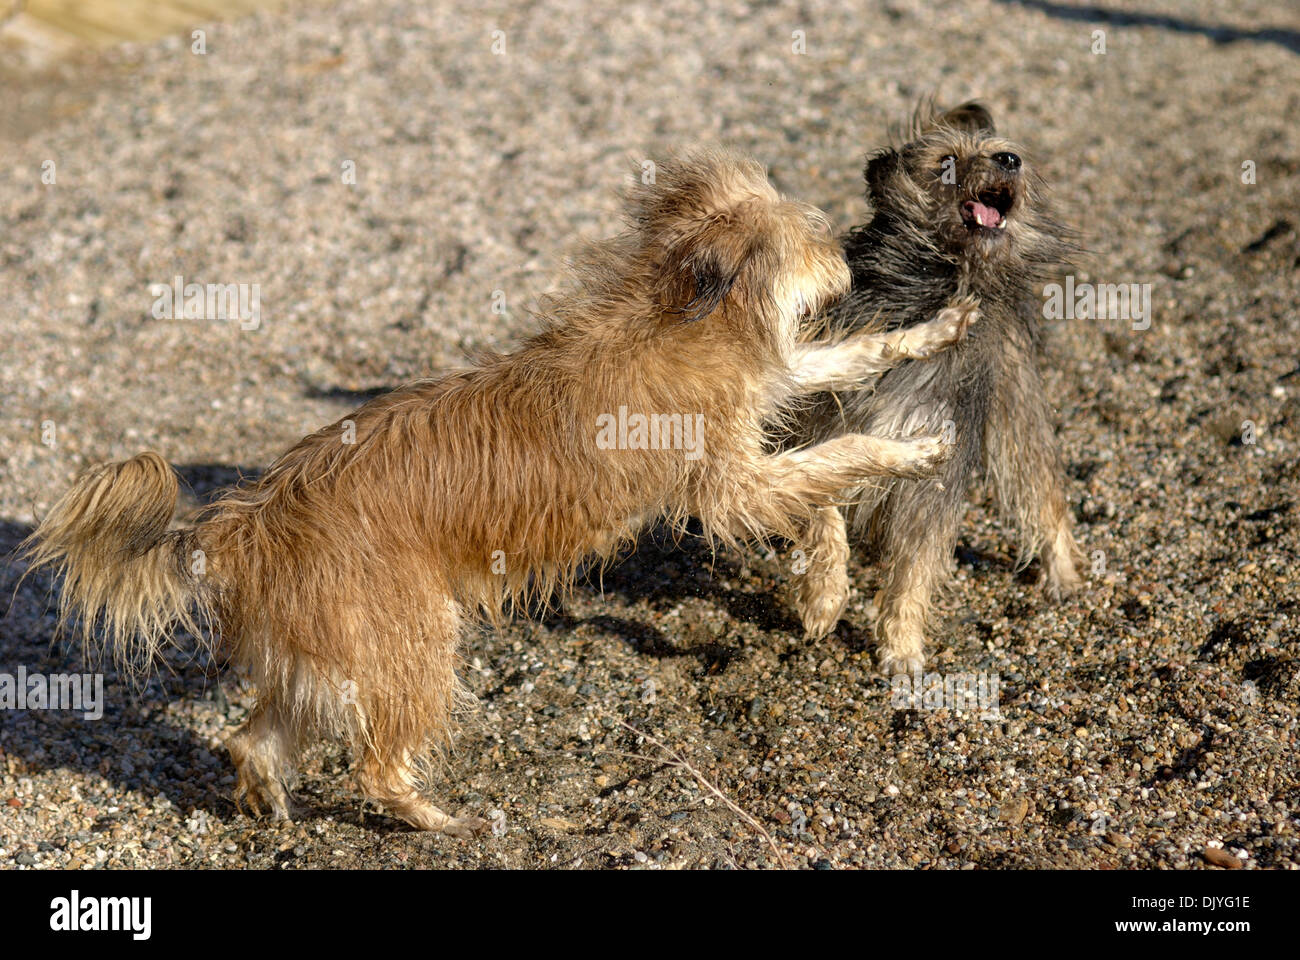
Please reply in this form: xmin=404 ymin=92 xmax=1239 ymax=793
xmin=961 ymin=186 xmax=1014 ymax=230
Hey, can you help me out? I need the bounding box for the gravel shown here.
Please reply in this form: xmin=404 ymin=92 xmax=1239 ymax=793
xmin=2 ymin=0 xmax=1298 ymax=869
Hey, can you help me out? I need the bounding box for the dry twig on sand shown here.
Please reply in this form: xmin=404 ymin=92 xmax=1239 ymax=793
xmin=595 ymin=706 xmax=791 ymax=869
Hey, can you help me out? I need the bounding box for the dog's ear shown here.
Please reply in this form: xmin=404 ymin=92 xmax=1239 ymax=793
xmin=681 ymin=252 xmax=740 ymax=323
xmin=935 ymin=101 xmax=996 ymax=135
xmin=864 ymin=148 xmax=900 ymax=200
xmin=667 ymin=224 xmax=755 ymax=323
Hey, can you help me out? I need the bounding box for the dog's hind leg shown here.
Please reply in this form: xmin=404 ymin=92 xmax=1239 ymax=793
xmin=792 ymin=505 xmax=850 ymax=639
xmin=351 ymin=610 xmax=489 ymax=838
xmin=228 ymin=703 xmax=297 ymax=820
xmin=356 ymin=749 xmax=489 ymax=838
xmin=984 ymin=345 xmax=1082 ymax=599
xmin=870 ymin=475 xmax=966 ymax=675
xmin=731 ymin=433 xmax=948 ymax=639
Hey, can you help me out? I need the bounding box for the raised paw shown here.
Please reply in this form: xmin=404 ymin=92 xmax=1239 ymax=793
xmin=903 ymin=297 xmax=980 ymax=359
xmin=884 ymin=434 xmax=953 ymax=479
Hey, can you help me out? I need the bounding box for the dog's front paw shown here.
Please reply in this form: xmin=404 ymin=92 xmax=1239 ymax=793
xmin=1039 ymin=533 xmax=1083 ymax=600
xmin=875 ymin=616 xmax=926 ymax=676
xmin=795 ymin=576 xmax=849 ymax=639
xmin=890 ymin=435 xmax=953 ymax=478
xmin=877 ymin=649 xmax=925 ymax=677
xmin=906 ymin=297 xmax=980 ymax=359
xmin=1039 ymin=563 xmax=1082 ymax=601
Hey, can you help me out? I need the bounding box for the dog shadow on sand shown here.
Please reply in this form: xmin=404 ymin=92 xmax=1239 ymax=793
xmin=0 ymin=445 xmax=1018 ymax=834
xmin=0 ymin=511 xmax=240 ymax=828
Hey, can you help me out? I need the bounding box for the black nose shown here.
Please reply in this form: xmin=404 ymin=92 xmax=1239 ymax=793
xmin=992 ymin=152 xmax=1021 ymax=172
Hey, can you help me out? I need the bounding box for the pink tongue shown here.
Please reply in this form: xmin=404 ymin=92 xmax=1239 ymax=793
xmin=964 ymin=200 xmax=1001 ymax=228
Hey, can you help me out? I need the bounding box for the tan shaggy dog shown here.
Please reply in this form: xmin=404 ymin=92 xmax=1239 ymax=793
xmin=22 ymin=150 xmax=976 ymax=837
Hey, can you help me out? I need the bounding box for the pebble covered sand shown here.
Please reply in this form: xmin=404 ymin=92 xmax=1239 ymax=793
xmin=1 ymin=0 xmax=1298 ymax=869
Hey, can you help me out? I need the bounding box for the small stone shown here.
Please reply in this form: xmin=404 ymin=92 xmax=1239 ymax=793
xmin=1203 ymin=846 xmax=1242 ymax=869
xmin=1000 ymin=797 xmax=1030 ymax=825
xmin=539 ymin=817 xmax=580 ymax=833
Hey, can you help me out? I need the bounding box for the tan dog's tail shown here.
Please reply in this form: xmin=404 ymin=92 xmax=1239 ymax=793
xmin=20 ymin=451 xmax=209 ymax=669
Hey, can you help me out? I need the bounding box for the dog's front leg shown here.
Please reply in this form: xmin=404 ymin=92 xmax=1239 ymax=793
xmin=719 ymin=433 xmax=948 ymax=541
xmin=768 ymin=432 xmax=950 ymax=501
xmin=748 ymin=433 xmax=946 ymax=639
xmin=789 ymin=298 xmax=978 ymax=394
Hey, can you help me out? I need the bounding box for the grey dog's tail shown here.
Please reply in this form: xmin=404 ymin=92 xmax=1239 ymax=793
xmin=19 ymin=452 xmax=209 ymax=669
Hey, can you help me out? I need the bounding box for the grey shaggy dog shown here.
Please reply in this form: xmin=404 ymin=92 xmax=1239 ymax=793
xmin=792 ymin=101 xmax=1084 ymax=674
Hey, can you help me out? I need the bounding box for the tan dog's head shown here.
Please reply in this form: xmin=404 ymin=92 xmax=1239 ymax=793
xmin=626 ymin=150 xmax=850 ymax=360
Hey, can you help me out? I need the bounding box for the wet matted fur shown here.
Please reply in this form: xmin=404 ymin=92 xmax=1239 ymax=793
xmin=22 ymin=149 xmax=976 ymax=835
xmin=792 ymin=103 xmax=1083 ymax=675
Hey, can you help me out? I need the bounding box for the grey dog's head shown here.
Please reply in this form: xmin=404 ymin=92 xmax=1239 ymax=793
xmin=863 ymin=102 xmax=1061 ymax=267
